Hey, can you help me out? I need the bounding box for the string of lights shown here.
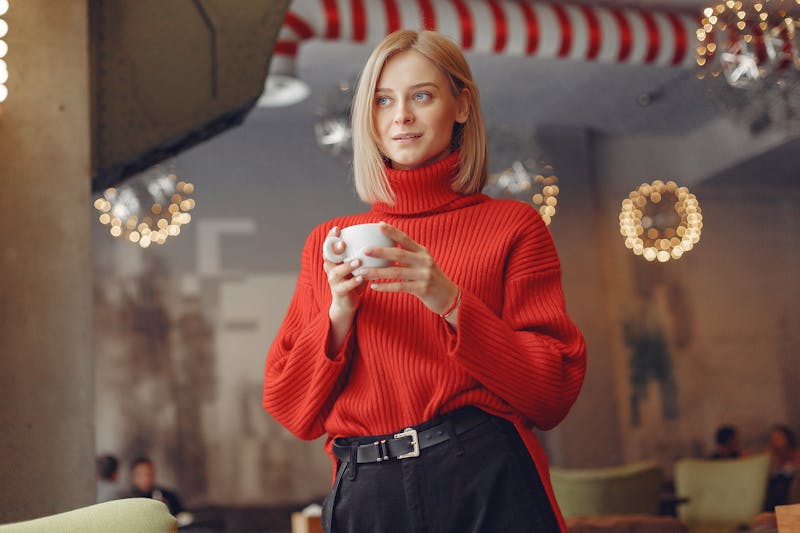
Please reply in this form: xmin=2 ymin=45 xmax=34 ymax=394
xmin=0 ymin=0 xmax=9 ymax=104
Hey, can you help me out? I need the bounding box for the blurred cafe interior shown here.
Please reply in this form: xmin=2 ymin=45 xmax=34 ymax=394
xmin=0 ymin=0 xmax=799 ymax=532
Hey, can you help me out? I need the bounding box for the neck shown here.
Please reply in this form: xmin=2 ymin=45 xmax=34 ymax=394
xmin=371 ymin=151 xmax=464 ymax=216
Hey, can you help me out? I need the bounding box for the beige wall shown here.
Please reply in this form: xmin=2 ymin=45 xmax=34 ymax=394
xmin=554 ymin=124 xmax=800 ymax=470
xmin=0 ymin=0 xmax=94 ymax=522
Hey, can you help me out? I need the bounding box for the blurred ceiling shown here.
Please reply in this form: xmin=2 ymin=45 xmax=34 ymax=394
xmin=256 ymin=37 xmax=722 ymax=137
xmin=256 ymin=0 xmax=745 ymax=136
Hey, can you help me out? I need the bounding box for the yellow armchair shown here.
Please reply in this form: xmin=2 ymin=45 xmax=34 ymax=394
xmin=0 ymin=498 xmax=177 ymax=533
xmin=550 ymin=461 xmax=663 ymax=518
xmin=673 ymin=453 xmax=770 ymax=533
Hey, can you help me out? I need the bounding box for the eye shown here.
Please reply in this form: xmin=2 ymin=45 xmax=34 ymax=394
xmin=375 ymin=95 xmax=392 ymax=106
xmin=413 ymin=92 xmax=432 ymax=102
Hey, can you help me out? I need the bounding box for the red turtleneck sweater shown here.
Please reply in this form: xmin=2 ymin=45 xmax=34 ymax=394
xmin=263 ymin=152 xmax=586 ymax=531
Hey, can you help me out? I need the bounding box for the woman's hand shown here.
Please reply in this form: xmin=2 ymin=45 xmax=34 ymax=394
xmin=323 ymin=227 xmax=366 ymax=352
xmin=362 ymin=222 xmax=460 ymax=325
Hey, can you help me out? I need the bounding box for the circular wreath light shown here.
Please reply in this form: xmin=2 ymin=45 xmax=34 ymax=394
xmin=487 ymin=162 xmax=559 ymax=226
xmin=93 ymin=164 xmax=195 ymax=249
xmin=619 ymin=180 xmax=703 ymax=262
xmin=485 ymin=127 xmax=560 ymax=226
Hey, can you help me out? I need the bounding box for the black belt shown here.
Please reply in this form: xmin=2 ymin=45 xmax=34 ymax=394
xmin=332 ymin=408 xmax=490 ymax=464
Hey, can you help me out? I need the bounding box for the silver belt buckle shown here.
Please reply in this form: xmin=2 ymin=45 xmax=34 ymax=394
xmin=394 ymin=427 xmax=420 ymax=459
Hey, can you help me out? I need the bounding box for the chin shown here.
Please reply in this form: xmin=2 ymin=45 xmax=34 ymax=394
xmin=389 ymin=150 xmax=448 ymax=170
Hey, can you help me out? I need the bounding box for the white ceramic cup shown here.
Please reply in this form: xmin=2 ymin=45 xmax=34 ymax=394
xmin=322 ymin=223 xmax=394 ymax=274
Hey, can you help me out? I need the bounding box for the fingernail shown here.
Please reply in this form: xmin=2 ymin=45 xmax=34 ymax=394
xmin=356 ymin=275 xmax=363 ymax=282
xmin=350 ymin=259 xmax=360 ymax=267
xmin=370 ymin=283 xmax=379 ymax=289
xmin=363 ymin=247 xmax=372 ymax=255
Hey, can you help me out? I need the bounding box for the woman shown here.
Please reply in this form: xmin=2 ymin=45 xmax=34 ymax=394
xmin=263 ymin=29 xmax=586 ymax=532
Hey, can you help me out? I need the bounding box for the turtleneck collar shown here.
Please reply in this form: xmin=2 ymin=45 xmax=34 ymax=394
xmin=370 ymin=151 xmax=471 ymax=216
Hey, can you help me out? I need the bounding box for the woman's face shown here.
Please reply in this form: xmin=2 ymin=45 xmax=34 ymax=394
xmin=373 ymin=50 xmax=469 ymax=170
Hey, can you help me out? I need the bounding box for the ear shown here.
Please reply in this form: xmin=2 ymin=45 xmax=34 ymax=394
xmin=455 ymin=87 xmax=470 ymax=124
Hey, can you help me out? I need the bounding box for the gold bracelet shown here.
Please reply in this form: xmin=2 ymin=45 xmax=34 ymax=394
xmin=438 ymin=290 xmax=462 ymax=319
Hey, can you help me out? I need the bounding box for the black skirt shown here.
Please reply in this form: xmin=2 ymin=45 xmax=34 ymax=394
xmin=322 ymin=407 xmax=560 ymax=533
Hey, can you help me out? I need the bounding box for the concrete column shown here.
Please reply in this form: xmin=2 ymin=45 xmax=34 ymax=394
xmin=539 ymin=125 xmax=624 ymax=468
xmin=0 ymin=0 xmax=94 ymax=522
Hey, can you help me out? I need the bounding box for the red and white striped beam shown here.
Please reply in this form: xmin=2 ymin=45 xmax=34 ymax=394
xmin=274 ymin=0 xmax=698 ymax=71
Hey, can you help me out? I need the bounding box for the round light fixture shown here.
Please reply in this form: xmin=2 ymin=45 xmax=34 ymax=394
xmin=257 ymin=56 xmax=311 ymax=107
xmin=619 ymin=180 xmax=703 ymax=262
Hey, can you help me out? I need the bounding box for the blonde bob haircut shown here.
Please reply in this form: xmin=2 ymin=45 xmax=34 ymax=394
xmin=351 ymin=30 xmax=488 ymax=205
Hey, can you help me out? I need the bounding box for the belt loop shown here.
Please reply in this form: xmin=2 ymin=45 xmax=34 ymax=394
xmin=348 ymin=446 xmax=358 ymax=481
xmin=446 ymin=416 xmax=465 ymax=457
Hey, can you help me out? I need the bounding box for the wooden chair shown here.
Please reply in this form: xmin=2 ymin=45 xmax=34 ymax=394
xmin=775 ymin=502 xmax=800 ymax=532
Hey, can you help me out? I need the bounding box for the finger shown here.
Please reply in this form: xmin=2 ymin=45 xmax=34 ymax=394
xmin=379 ymin=222 xmax=424 ymax=253
xmin=361 ymin=266 xmax=428 ymax=281
xmin=332 ymin=274 xmax=365 ymax=296
xmin=369 ymin=280 xmax=419 ymax=293
xmin=323 ymin=257 xmax=343 ymax=273
xmin=328 ymin=259 xmax=362 ymax=282
xmin=328 ymin=226 xmax=340 ymax=237
xmin=364 ymin=246 xmax=427 ymax=266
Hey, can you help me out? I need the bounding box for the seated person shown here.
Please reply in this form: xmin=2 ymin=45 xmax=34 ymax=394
xmin=96 ymin=454 xmax=125 ymax=503
xmin=764 ymin=424 xmax=800 ymax=510
xmin=710 ymin=425 xmax=742 ymax=459
xmin=126 ymin=456 xmax=184 ymax=517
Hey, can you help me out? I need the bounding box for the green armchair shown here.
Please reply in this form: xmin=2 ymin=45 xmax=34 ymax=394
xmin=674 ymin=453 xmax=771 ymax=533
xmin=549 ymin=461 xmax=663 ymax=518
xmin=0 ymin=498 xmax=177 ymax=533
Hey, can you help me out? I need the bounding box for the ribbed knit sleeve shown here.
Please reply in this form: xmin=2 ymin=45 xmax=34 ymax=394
xmin=443 ymin=211 xmax=587 ymax=430
xmin=262 ymin=229 xmax=355 ymax=440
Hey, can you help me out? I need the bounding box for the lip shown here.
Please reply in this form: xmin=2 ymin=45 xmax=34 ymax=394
xmin=392 ymin=132 xmax=422 ymax=142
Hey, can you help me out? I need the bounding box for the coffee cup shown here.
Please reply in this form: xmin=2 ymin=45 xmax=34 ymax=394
xmin=322 ymin=223 xmax=394 ymax=274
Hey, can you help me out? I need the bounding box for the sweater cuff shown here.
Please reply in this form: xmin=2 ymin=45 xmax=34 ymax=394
xmin=323 ymin=314 xmax=356 ymax=363
xmin=438 ymin=289 xmax=476 ymax=355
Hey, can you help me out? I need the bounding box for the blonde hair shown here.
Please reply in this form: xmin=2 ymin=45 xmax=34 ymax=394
xmin=351 ymin=30 xmax=488 ymax=204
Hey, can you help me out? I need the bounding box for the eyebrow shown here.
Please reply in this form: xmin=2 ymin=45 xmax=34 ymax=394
xmin=375 ymin=82 xmax=439 ymax=93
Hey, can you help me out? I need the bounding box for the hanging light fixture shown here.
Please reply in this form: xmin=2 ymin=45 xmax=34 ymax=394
xmin=257 ymin=54 xmax=310 ymax=107
xmin=619 ymin=180 xmax=703 ymax=262
xmin=697 ymin=0 xmax=800 ymax=88
xmin=93 ymin=162 xmax=196 ymax=248
xmin=313 ymin=78 xmax=355 ymax=160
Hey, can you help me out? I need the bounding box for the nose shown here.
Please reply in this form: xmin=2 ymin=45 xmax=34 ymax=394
xmin=394 ymin=101 xmax=413 ymax=124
